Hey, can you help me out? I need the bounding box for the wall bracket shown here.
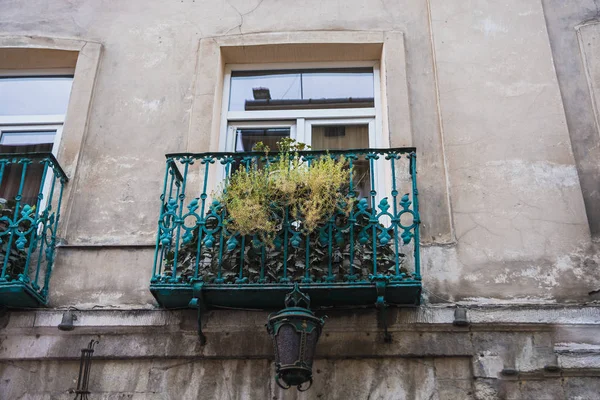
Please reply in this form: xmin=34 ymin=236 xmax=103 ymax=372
xmin=188 ymin=281 xmax=207 ymax=345
xmin=371 ymin=274 xmax=392 ymax=343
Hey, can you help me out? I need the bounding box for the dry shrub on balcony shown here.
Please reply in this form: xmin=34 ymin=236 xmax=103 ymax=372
xmin=220 ymin=138 xmax=353 ymax=246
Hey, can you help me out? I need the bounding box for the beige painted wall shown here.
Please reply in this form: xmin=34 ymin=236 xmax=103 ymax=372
xmin=0 ymin=0 xmax=597 ymax=307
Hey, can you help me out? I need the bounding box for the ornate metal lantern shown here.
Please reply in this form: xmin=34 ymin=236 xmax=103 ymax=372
xmin=266 ymin=284 xmax=326 ymax=391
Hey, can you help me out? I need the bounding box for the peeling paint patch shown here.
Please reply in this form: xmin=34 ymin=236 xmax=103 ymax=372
xmin=484 ymin=160 xmax=579 ymax=188
xmin=133 ymin=97 xmax=163 ymax=113
xmin=555 ymin=343 xmax=600 ymax=353
xmin=478 ymin=17 xmax=508 ymax=36
xmin=459 ymin=297 xmax=557 ymax=305
xmin=143 ymin=52 xmax=168 ymax=68
xmin=484 ymin=81 xmax=549 ymax=97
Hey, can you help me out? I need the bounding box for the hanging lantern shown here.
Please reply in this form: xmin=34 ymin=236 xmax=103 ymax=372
xmin=266 ymin=284 xmax=326 ymax=391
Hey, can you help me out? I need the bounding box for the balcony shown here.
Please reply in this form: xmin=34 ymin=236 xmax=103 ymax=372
xmin=0 ymin=153 xmax=68 ymax=308
xmin=150 ymin=147 xmax=421 ymax=312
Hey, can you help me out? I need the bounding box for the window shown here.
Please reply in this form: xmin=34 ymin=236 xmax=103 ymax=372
xmin=220 ymin=62 xmax=385 ymax=199
xmin=228 ymin=68 xmax=375 ymax=111
xmin=0 ymin=72 xmax=73 ymax=205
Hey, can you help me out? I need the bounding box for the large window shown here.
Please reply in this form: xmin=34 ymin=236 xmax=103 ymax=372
xmin=0 ymin=73 xmax=73 ymax=204
xmin=220 ymin=62 xmax=384 ymax=198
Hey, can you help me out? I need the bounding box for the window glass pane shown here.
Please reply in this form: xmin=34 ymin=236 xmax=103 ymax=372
xmin=0 ymin=76 xmax=73 ymax=116
xmin=302 ymin=71 xmax=373 ymax=100
xmin=229 ymin=68 xmax=374 ymax=111
xmin=0 ymin=142 xmax=53 ymax=206
xmin=311 ymin=124 xmax=370 ymax=198
xmin=234 ymin=127 xmax=290 ymax=152
xmin=0 ymin=131 xmax=56 ymax=146
xmin=229 ymin=73 xmax=301 ymax=111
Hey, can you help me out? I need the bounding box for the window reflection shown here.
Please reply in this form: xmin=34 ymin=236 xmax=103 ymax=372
xmin=0 ymin=77 xmax=73 ymax=116
xmin=229 ymin=68 xmax=374 ymax=111
xmin=229 ymin=72 xmax=301 ymax=112
xmin=234 ymin=127 xmax=291 ymax=152
xmin=231 ymin=127 xmax=291 ymax=173
xmin=302 ymin=71 xmax=373 ymax=100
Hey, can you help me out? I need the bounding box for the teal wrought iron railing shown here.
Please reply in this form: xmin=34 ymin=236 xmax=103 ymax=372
xmin=0 ymin=152 xmax=68 ymax=308
xmin=150 ymin=147 xmax=421 ymax=317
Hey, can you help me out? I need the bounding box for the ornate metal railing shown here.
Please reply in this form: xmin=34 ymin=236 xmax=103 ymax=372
xmin=150 ymin=147 xmax=421 ymax=314
xmin=0 ymin=153 xmax=68 ymax=308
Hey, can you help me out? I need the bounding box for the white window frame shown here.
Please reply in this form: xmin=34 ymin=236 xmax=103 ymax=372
xmin=302 ymin=117 xmax=376 ymax=147
xmin=0 ymin=69 xmax=74 ymax=157
xmin=219 ymin=61 xmax=384 ymax=152
xmin=225 ymin=120 xmax=297 ymax=153
xmin=0 ymin=124 xmax=63 ymax=156
xmin=0 ymin=70 xmax=73 ymax=210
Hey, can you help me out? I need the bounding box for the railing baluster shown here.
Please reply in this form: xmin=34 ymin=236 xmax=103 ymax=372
xmin=303 ymin=155 xmax=313 ymax=283
xmin=35 ymin=170 xmax=56 ymax=289
xmin=389 ymin=154 xmax=401 ymax=280
xmin=237 ymin=235 xmax=246 ymax=283
xmin=259 ymin=241 xmax=266 ymax=283
xmin=410 ymin=152 xmax=421 ymax=280
xmin=42 ymin=174 xmax=64 ymax=298
xmin=194 ymin=158 xmax=213 ymax=280
xmin=152 ymin=159 xmax=172 ymax=280
xmin=1 ymin=159 xmax=30 ymax=278
xmin=215 ymin=230 xmax=225 ymax=284
xmin=281 ymin=206 xmax=290 ymax=283
xmin=328 ymin=216 xmax=335 ymax=282
xmin=367 ymin=153 xmax=378 ymax=275
xmin=171 ymin=159 xmax=191 ymax=282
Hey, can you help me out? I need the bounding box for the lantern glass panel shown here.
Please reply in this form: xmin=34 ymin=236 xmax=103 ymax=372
xmin=276 ymin=324 xmax=300 ymax=365
xmin=303 ymin=331 xmax=319 ymax=365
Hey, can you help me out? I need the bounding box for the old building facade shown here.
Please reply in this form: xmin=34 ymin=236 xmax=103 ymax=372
xmin=1 ymin=0 xmax=600 ymax=399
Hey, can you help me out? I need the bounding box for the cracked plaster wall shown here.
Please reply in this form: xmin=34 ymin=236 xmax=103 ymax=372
xmin=542 ymin=0 xmax=600 ymax=237
xmin=0 ymin=1 xmax=598 ymax=306
xmin=426 ymin=0 xmax=600 ymax=304
xmin=0 ymin=358 xmax=462 ymax=400
xmin=2 ymin=307 xmax=600 ymax=399
xmin=2 ymin=2 xmax=600 ymax=399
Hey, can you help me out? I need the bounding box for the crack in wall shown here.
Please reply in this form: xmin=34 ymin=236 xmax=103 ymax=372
xmin=223 ymin=0 xmax=265 ymax=36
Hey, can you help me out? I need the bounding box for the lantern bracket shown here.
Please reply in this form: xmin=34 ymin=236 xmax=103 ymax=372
xmin=371 ymin=274 xmax=392 ymax=343
xmin=188 ymin=281 xmax=207 ymax=345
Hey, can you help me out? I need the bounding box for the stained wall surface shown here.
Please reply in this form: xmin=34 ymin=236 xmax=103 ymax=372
xmin=1 ymin=1 xmax=600 ymax=399
xmin=0 ymin=0 xmax=597 ymax=307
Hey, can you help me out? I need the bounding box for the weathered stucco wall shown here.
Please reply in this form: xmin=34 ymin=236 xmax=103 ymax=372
xmin=0 ymin=0 xmax=597 ymax=306
xmin=542 ymin=0 xmax=600 ymax=237
xmin=0 ymin=0 xmax=452 ymax=247
xmin=2 ymin=1 xmax=600 ymax=398
xmin=1 ymin=307 xmax=600 ymax=399
xmin=0 ymin=0 xmax=595 ymax=307
xmin=425 ymin=0 xmax=600 ymax=304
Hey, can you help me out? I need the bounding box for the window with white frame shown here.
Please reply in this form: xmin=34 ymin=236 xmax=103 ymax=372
xmin=0 ymin=72 xmax=73 ymax=205
xmin=220 ymin=62 xmax=385 ymax=198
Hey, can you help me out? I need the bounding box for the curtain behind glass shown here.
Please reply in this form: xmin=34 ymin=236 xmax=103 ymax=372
xmin=311 ymin=125 xmax=370 ymax=198
xmin=0 ymin=143 xmax=53 ymax=205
